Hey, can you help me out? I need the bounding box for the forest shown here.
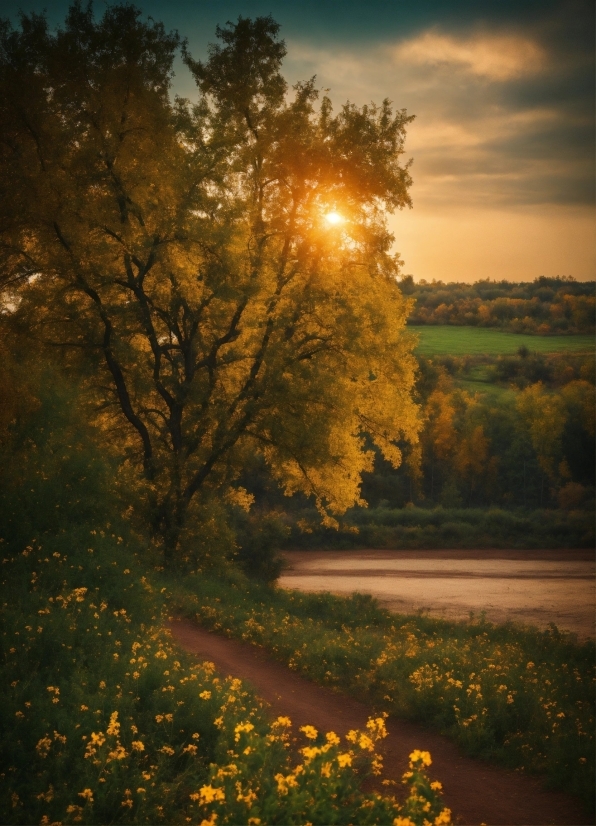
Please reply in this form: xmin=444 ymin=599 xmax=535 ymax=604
xmin=401 ymin=275 xmax=595 ymax=334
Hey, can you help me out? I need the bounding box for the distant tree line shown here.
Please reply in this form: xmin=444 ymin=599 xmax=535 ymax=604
xmin=242 ymin=348 xmax=595 ymax=514
xmin=400 ymin=275 xmax=595 ymax=334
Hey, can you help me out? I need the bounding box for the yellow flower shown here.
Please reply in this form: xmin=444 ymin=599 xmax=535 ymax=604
xmin=272 ymin=716 xmax=292 ymax=728
xmin=99 ymin=681 xmax=106 ymax=690
xmin=131 ymin=741 xmax=145 ymax=751
xmin=301 ymin=745 xmax=321 ymax=762
xmin=274 ymin=773 xmax=298 ymax=795
xmin=198 ymin=785 xmax=225 ymax=804
xmin=160 ymin=745 xmax=175 ymax=756
xmin=434 ymin=808 xmax=452 ymax=825
xmin=199 ymin=690 xmax=212 ymax=700
xmin=107 ymin=712 xmax=120 ymax=737
xmin=430 ymin=781 xmax=443 ymax=791
xmin=234 ymin=722 xmax=254 ymax=742
xmin=358 ymin=733 xmax=374 ymax=752
xmin=409 ymin=749 xmax=432 ymax=767
xmin=107 ymin=745 xmax=128 ymax=761
xmin=182 ymin=744 xmax=198 ymax=755
xmin=299 ymin=725 xmax=318 ymax=740
xmin=80 ymin=705 xmax=88 ymax=711
xmin=248 ymin=819 xmax=261 ymax=825
xmin=393 ymin=818 xmax=415 ymax=826
xmin=78 ymin=789 xmax=94 ymax=804
xmin=199 ymin=815 xmax=218 ymax=826
xmin=320 ymin=762 xmax=332 ymax=778
xmin=337 ymin=753 xmax=352 ymax=767
xmin=325 ymin=731 xmax=340 ymax=746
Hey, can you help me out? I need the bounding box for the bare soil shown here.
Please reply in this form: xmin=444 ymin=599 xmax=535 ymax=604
xmin=279 ymin=549 xmax=596 ymax=639
xmin=168 ymin=618 xmax=593 ymax=826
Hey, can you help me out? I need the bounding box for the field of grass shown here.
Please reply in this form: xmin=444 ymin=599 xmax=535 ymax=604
xmin=171 ymin=576 xmax=595 ymax=812
xmin=411 ymin=326 xmax=595 ymax=356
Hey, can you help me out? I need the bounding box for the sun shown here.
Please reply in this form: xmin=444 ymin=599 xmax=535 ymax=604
xmin=324 ymin=211 xmax=343 ymax=225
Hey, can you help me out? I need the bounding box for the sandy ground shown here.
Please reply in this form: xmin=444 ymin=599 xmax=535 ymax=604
xmin=279 ymin=549 xmax=595 ymax=638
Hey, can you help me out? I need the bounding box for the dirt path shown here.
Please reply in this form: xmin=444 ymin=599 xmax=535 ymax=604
xmin=168 ymin=619 xmax=592 ymax=826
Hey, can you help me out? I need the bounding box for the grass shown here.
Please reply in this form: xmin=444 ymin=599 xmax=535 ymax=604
xmin=410 ymin=326 xmax=595 ymax=356
xmin=283 ymin=507 xmax=595 ymax=550
xmin=170 ymin=576 xmax=595 ymax=813
xmin=1 ymin=527 xmax=448 ymax=826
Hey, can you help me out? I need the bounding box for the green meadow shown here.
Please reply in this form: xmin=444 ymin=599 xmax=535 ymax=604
xmin=411 ymin=326 xmax=595 ymax=356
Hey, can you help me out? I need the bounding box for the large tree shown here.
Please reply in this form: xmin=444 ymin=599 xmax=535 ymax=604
xmin=0 ymin=3 xmax=419 ymax=558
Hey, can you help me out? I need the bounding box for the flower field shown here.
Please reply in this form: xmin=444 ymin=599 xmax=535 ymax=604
xmin=1 ymin=529 xmax=448 ymax=825
xmin=169 ymin=576 xmax=595 ymax=811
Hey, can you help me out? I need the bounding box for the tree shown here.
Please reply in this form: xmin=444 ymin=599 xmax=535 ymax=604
xmin=0 ymin=4 xmax=419 ymax=559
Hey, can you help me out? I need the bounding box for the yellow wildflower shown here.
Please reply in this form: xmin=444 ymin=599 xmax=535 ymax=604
xmin=434 ymin=808 xmax=452 ymax=825
xmin=107 ymin=744 xmax=128 ymax=761
xmin=393 ymin=818 xmax=415 ymax=826
xmin=199 ymin=691 xmax=212 ymax=700
xmin=234 ymin=722 xmax=254 ymax=742
xmin=430 ymin=781 xmax=443 ymax=791
xmin=107 ymin=712 xmax=120 ymax=737
xmin=300 ymin=725 xmax=318 ymax=740
xmin=337 ymin=752 xmax=352 ymax=767
xmin=78 ymin=789 xmax=94 ymax=804
xmin=409 ymin=749 xmax=432 ymax=767
xmin=301 ymin=745 xmax=321 ymax=762
xmin=320 ymin=762 xmax=332 ymax=778
xmin=358 ymin=733 xmax=375 ymax=751
xmin=325 ymin=731 xmax=340 ymax=746
xmin=272 ymin=716 xmax=292 ymax=728
xmin=198 ymin=785 xmax=225 ymax=804
xmin=131 ymin=741 xmax=145 ymax=751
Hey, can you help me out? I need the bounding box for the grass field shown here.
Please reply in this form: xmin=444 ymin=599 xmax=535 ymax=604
xmin=410 ymin=326 xmax=595 ymax=356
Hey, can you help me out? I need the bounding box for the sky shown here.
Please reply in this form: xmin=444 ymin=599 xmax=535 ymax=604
xmin=1 ymin=0 xmax=594 ymax=283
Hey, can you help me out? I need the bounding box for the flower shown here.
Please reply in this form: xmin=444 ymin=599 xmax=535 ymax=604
xmin=409 ymin=749 xmax=432 ymax=767
xmin=325 ymin=731 xmax=340 ymax=746
xmin=107 ymin=712 xmax=120 ymax=737
xmin=434 ymin=808 xmax=452 ymax=824
xmin=234 ymin=722 xmax=254 ymax=742
xmin=78 ymin=789 xmax=94 ymax=804
xmin=198 ymin=785 xmax=225 ymax=804
xmin=299 ymin=725 xmax=318 ymax=740
xmin=337 ymin=753 xmax=352 ymax=767
xmin=131 ymin=741 xmax=145 ymax=751
xmin=199 ymin=690 xmax=212 ymax=700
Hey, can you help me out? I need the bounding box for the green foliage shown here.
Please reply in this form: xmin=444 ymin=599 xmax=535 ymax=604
xmin=234 ymin=511 xmax=289 ymax=584
xmin=405 ymin=276 xmax=595 ymax=335
xmin=412 ymin=326 xmax=594 ymax=356
xmin=282 ymin=506 xmax=594 ymax=550
xmin=171 ymin=576 xmax=596 ymax=811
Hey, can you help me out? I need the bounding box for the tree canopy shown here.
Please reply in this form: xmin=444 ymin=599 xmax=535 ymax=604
xmin=0 ymin=3 xmax=419 ymax=559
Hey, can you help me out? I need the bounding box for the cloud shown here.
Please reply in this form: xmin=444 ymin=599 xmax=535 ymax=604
xmin=394 ymin=30 xmax=546 ymax=81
